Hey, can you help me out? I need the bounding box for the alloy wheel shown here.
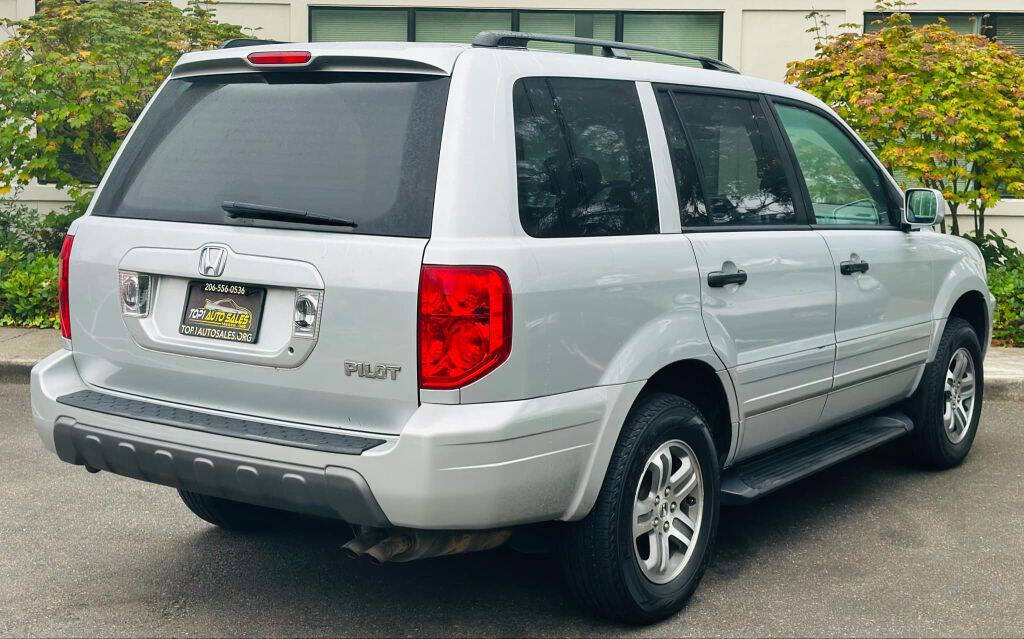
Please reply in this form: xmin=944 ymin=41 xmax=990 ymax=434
xmin=631 ymin=439 xmax=704 ymax=584
xmin=943 ymin=347 xmax=977 ymax=444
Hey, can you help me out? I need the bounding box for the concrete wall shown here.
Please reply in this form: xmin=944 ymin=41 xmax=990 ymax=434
xmin=3 ymin=0 xmax=1024 ymax=239
xmin=951 ymin=199 xmax=1024 ymax=241
xmin=0 ymin=0 xmax=33 ymax=42
xmin=214 ymin=0 xmax=294 ymax=41
xmin=12 ymin=183 xmax=73 ymax=216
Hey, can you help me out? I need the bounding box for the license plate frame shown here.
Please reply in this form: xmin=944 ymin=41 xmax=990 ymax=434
xmin=178 ymin=280 xmax=267 ymax=344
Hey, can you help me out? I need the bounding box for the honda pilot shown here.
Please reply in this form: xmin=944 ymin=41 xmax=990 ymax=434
xmin=31 ymin=33 xmax=994 ymax=623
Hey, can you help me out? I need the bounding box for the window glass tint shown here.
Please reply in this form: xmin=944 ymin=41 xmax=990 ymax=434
xmin=92 ymin=73 xmax=449 ymax=238
xmin=655 ymin=91 xmax=707 ymax=227
xmin=513 ymin=78 xmax=658 ymax=237
xmin=672 ymin=93 xmax=796 ymax=226
xmin=775 ymin=104 xmax=892 ymax=226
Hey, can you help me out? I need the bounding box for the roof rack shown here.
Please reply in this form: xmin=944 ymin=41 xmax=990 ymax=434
xmin=471 ymin=31 xmax=739 ymax=74
xmin=220 ymin=38 xmax=288 ymax=49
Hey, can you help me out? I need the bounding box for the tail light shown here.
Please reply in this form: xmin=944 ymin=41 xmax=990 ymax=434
xmin=418 ymin=265 xmax=512 ymax=390
xmin=58 ymin=235 xmax=74 ymax=340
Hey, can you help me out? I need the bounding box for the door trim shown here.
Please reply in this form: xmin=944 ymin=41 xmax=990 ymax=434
xmin=832 ymin=321 xmax=933 ymax=391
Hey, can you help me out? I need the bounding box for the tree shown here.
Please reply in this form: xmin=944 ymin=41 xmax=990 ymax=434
xmin=786 ymin=4 xmax=1024 ymax=235
xmin=0 ymin=0 xmax=245 ymax=200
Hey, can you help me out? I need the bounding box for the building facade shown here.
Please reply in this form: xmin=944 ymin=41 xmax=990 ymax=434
xmin=3 ymin=0 xmax=1024 ymax=237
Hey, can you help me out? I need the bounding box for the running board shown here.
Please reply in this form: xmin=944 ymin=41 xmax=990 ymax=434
xmin=720 ymin=411 xmax=914 ymax=504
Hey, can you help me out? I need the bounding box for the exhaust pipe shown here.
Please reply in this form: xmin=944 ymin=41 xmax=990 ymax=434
xmin=343 ymin=527 xmax=512 ymax=564
xmin=340 ymin=527 xmax=388 ymax=558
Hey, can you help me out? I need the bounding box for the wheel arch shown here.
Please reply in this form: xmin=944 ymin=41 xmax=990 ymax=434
xmin=929 ymin=282 xmax=993 ymax=364
xmin=929 ymin=238 xmax=992 ymax=362
xmin=641 ymin=359 xmax=738 ymax=467
xmin=947 ymin=290 xmax=989 ymax=349
xmin=563 ymin=357 xmax=738 ymax=522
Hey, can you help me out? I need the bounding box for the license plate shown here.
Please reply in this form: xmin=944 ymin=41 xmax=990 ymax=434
xmin=179 ymin=280 xmax=266 ymax=344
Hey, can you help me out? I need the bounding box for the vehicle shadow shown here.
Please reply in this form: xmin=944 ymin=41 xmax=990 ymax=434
xmin=155 ymin=446 xmax=925 ymax=637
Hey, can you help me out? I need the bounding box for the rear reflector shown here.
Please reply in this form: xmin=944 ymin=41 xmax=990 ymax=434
xmin=418 ymin=265 xmax=512 ymax=390
xmin=246 ymin=51 xmax=311 ymax=65
xmin=58 ymin=235 xmax=74 ymax=340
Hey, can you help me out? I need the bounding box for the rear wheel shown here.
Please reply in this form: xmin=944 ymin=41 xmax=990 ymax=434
xmin=178 ymin=490 xmax=289 ymax=531
xmin=905 ymin=317 xmax=983 ymax=469
xmin=559 ymin=392 xmax=720 ymax=624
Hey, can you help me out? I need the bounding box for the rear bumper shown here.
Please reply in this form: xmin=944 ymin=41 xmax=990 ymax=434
xmin=51 ymin=416 xmax=391 ymax=525
xmin=32 ymin=350 xmax=640 ymax=529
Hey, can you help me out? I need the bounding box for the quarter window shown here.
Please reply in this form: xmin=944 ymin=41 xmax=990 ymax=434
xmin=513 ymin=78 xmax=659 ymax=238
xmin=775 ymin=104 xmax=893 ymax=226
xmin=655 ymin=91 xmax=707 ymax=227
xmin=666 ymin=92 xmax=797 ymax=226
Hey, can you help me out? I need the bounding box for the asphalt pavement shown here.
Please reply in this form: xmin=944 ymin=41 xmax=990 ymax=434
xmin=1 ymin=381 xmax=1022 ymax=637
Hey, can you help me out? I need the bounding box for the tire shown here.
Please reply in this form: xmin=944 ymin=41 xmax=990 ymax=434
xmin=177 ymin=489 xmax=289 ymax=531
xmin=905 ymin=317 xmax=984 ymax=469
xmin=559 ymin=392 xmax=720 ymax=624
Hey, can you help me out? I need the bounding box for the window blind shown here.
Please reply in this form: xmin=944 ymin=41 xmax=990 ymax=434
xmin=518 ymin=12 xmax=616 ymax=53
xmin=415 ymin=10 xmax=512 ymax=44
xmin=621 ymin=13 xmax=721 ymax=66
xmin=865 ymin=12 xmax=981 ymax=35
xmin=310 ymin=8 xmax=409 ymax=42
xmin=995 ymin=14 xmax=1024 ymax=55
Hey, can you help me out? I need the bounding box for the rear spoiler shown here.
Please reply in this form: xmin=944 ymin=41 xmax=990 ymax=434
xmin=220 ymin=38 xmax=287 ymax=49
xmin=172 ymin=46 xmax=454 ymax=78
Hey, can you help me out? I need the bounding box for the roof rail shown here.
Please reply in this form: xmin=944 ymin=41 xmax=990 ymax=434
xmin=471 ymin=31 xmax=739 ymax=74
xmin=220 ymin=38 xmax=288 ymax=49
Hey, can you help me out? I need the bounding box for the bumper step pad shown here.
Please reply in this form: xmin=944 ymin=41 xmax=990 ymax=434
xmin=57 ymin=389 xmax=384 ymax=455
xmin=721 ymin=411 xmax=914 ymax=504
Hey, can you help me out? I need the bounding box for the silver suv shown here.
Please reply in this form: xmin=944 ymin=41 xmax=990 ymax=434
xmin=31 ymin=33 xmax=994 ymax=623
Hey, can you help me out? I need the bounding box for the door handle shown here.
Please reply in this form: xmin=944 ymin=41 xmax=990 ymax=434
xmin=707 ymin=270 xmax=748 ymax=287
xmin=840 ymin=260 xmax=869 ymax=275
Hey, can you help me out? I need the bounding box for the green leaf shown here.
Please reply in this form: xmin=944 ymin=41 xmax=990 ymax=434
xmin=787 ymin=6 xmax=1024 ymax=237
xmin=0 ymin=0 xmax=245 ymax=189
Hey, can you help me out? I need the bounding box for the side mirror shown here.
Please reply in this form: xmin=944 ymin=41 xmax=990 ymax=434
xmin=903 ymin=188 xmax=947 ymax=229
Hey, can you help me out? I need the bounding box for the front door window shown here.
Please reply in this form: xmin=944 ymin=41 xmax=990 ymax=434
xmin=775 ymin=104 xmax=894 ymax=226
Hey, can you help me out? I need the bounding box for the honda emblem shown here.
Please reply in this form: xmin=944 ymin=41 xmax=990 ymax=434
xmin=198 ymin=246 xmax=227 ymax=278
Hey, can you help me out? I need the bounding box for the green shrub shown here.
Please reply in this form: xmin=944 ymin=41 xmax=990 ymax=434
xmin=965 ymin=229 xmax=1024 ymax=271
xmin=0 ymin=187 xmax=76 ymax=256
xmin=0 ymin=251 xmax=60 ymax=328
xmin=0 ymin=0 xmax=246 ymax=193
xmin=0 ymin=196 xmax=44 ymax=254
xmin=0 ymin=190 xmax=73 ymax=329
xmin=988 ymin=265 xmax=1024 ymax=346
xmin=35 ymin=209 xmax=77 ymax=254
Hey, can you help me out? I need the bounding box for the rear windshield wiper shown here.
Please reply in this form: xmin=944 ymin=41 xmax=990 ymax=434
xmin=221 ymin=201 xmax=358 ymax=228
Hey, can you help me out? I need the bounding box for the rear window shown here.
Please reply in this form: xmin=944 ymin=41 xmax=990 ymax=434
xmin=93 ymin=72 xmax=450 ymax=238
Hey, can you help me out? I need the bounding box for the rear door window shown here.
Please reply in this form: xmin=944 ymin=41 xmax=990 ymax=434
xmin=661 ymin=90 xmax=798 ymax=227
xmin=92 ymin=72 xmax=450 ymax=238
xmin=513 ymin=77 xmax=658 ymax=238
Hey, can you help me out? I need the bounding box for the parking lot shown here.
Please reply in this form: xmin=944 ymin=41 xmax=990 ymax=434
xmin=1 ymin=381 xmax=1021 ymax=637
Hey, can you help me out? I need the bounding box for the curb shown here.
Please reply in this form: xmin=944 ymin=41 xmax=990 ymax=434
xmin=987 ymin=377 xmax=1024 ymax=402
xmin=0 ymin=359 xmax=36 ymax=384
